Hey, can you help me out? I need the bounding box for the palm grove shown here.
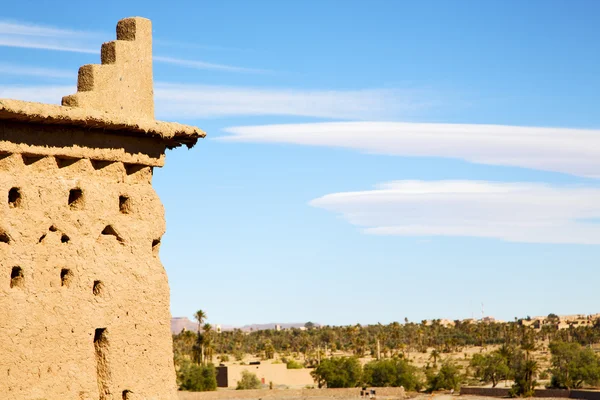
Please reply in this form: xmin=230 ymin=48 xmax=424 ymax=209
xmin=173 ymin=312 xmax=600 ymax=395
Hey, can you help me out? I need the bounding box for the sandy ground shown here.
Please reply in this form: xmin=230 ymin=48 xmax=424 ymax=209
xmin=179 ymin=396 xmax=404 ymax=400
xmin=178 ymin=394 xmax=568 ymax=400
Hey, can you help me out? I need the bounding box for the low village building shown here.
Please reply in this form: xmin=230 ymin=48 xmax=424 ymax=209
xmin=216 ymin=363 xmax=314 ymax=389
xmin=520 ymin=314 xmax=600 ymax=330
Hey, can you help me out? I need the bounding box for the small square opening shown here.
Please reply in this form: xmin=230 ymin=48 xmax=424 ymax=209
xmin=152 ymin=239 xmax=161 ymax=257
xmin=119 ymin=195 xmax=131 ymax=214
xmin=60 ymin=268 xmax=73 ymax=287
xmin=0 ymin=230 xmax=10 ymax=244
xmin=124 ymin=164 xmax=145 ymax=176
xmin=68 ymin=189 xmax=84 ymax=210
xmin=8 ymin=188 xmax=21 ymax=208
xmin=10 ymin=266 xmax=23 ymax=288
xmin=93 ymin=280 xmax=104 ymax=296
xmin=94 ymin=327 xmax=107 ymax=343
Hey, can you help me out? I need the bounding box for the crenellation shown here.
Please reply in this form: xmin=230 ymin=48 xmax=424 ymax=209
xmin=63 ymin=17 xmax=154 ymax=119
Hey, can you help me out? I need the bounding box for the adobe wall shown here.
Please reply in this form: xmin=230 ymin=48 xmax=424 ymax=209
xmin=461 ymin=386 xmax=600 ymax=399
xmin=221 ymin=364 xmax=314 ymax=388
xmin=0 ymin=126 xmax=177 ymax=400
xmin=0 ymin=16 xmax=204 ymax=400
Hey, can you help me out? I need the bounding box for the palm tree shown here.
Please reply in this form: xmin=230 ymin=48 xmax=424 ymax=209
xmin=430 ymin=349 xmax=441 ymax=367
xmin=194 ymin=310 xmax=207 ymax=364
xmin=203 ymin=323 xmax=214 ymax=364
xmin=194 ymin=310 xmax=207 ymax=328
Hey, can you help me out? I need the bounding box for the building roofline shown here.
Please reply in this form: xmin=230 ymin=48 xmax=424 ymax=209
xmin=0 ymin=99 xmax=204 ymax=149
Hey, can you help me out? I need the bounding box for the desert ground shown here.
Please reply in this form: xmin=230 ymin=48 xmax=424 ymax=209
xmin=177 ymin=391 xmax=567 ymax=400
xmin=203 ymin=343 xmax=555 ymax=390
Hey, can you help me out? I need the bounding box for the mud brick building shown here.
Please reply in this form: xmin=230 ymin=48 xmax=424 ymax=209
xmin=0 ymin=17 xmax=203 ymax=400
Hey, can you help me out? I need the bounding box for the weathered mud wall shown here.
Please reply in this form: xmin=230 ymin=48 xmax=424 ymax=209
xmin=0 ymin=125 xmax=179 ymax=399
xmin=0 ymin=16 xmax=204 ymax=400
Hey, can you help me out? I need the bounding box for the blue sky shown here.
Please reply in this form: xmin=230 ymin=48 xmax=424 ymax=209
xmin=1 ymin=0 xmax=600 ymax=326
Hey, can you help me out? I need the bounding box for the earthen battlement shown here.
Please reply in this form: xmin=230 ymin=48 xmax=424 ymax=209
xmin=0 ymin=17 xmax=205 ymax=161
xmin=62 ymin=17 xmax=155 ymax=119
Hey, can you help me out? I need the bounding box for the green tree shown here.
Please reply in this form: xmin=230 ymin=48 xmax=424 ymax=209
xmin=311 ymin=357 xmax=362 ymax=388
xmin=509 ymin=349 xmax=538 ymax=397
xmin=430 ymin=349 xmax=440 ymax=367
xmin=202 ymin=323 xmax=215 ymax=364
xmin=236 ymin=370 xmax=262 ymax=390
xmin=549 ymin=341 xmax=600 ymax=389
xmin=470 ymin=352 xmax=509 ymax=388
xmin=286 ymin=359 xmax=303 ymax=369
xmin=177 ymin=360 xmax=217 ymax=391
xmin=264 ymin=339 xmax=275 ymax=360
xmin=426 ymin=361 xmax=462 ymax=392
xmin=363 ymin=358 xmax=422 ymax=390
xmin=194 ymin=310 xmax=207 ymax=365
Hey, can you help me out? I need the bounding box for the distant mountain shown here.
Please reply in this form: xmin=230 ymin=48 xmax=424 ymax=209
xmin=171 ymin=318 xmax=318 ymax=335
xmin=171 ymin=317 xmax=198 ymax=334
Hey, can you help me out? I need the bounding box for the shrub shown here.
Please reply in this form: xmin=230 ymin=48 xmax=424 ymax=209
xmin=470 ymin=352 xmax=509 ymax=388
xmin=177 ymin=361 xmax=217 ymax=392
xmin=363 ymin=358 xmax=422 ymax=390
xmin=236 ymin=370 xmax=262 ymax=390
xmin=549 ymin=341 xmax=600 ymax=389
xmin=219 ymin=354 xmax=230 ymax=362
xmin=508 ymin=350 xmax=538 ymax=398
xmin=426 ymin=361 xmax=462 ymax=392
xmin=287 ymin=359 xmax=304 ymax=369
xmin=233 ymin=350 xmax=244 ymax=361
xmin=311 ymin=357 xmax=362 ymax=388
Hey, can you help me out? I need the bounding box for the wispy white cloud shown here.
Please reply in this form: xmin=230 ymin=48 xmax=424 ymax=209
xmin=153 ymin=56 xmax=266 ymax=74
xmin=155 ymin=83 xmax=434 ymax=119
xmin=0 ymin=63 xmax=73 ymax=79
xmin=0 ymin=20 xmax=264 ymax=73
xmin=0 ymin=82 xmax=429 ymax=120
xmin=153 ymin=39 xmax=253 ymax=53
xmin=310 ymin=180 xmax=600 ymax=244
xmin=222 ymin=122 xmax=600 ymax=177
xmin=0 ymin=20 xmax=91 ymax=38
xmin=0 ymin=20 xmax=97 ymax=53
xmin=0 ymin=37 xmax=96 ymax=53
xmin=0 ymin=85 xmax=74 ymax=104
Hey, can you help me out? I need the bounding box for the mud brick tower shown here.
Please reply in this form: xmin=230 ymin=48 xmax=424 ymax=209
xmin=0 ymin=17 xmax=203 ymax=400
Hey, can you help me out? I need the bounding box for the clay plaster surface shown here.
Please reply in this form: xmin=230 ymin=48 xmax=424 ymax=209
xmin=0 ymin=16 xmax=200 ymax=400
xmin=0 ymin=144 xmax=179 ymax=400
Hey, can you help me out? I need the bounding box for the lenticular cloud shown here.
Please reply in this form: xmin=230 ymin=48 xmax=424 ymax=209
xmin=309 ymin=180 xmax=600 ymax=244
xmin=223 ymin=122 xmax=600 ymax=178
